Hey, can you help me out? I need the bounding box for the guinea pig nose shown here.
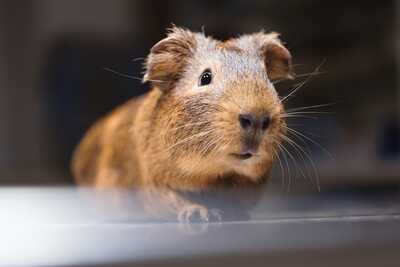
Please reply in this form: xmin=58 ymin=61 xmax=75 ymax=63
xmin=238 ymin=114 xmax=255 ymax=130
xmin=261 ymin=116 xmax=271 ymax=131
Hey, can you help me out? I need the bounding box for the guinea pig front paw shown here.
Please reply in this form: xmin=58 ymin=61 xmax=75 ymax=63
xmin=178 ymin=205 xmax=222 ymax=223
xmin=178 ymin=204 xmax=209 ymax=223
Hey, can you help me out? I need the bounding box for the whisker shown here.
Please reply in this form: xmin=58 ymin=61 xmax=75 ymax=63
xmin=168 ymin=121 xmax=211 ymax=132
xmin=103 ymin=67 xmax=143 ymax=81
xmin=284 ymin=129 xmax=310 ymax=149
xmin=285 ymin=111 xmax=332 ymax=115
xmin=280 ymin=59 xmax=326 ymax=103
xmin=279 ymin=138 xmax=310 ymax=190
xmin=165 ymin=129 xmax=216 ymax=152
xmin=283 ymin=126 xmax=329 ymax=192
xmin=271 ymin=139 xmax=286 ymax=190
xmin=272 ymin=79 xmax=287 ymax=85
xmin=280 ymin=134 xmax=316 ymax=188
xmin=294 ymin=71 xmax=326 ymax=78
xmin=273 ymin=71 xmax=326 ymax=85
xmin=104 ymin=67 xmax=166 ymax=83
xmin=281 ymin=115 xmax=319 ymax=120
xmin=286 ymin=103 xmax=335 ymax=113
xmin=199 ymin=134 xmax=223 ymax=156
xmin=298 ymin=145 xmax=321 ymax=192
xmin=280 ymin=111 xmax=333 ymax=120
xmin=131 ymin=57 xmax=146 ymax=62
xmin=276 ymin=142 xmax=292 ymax=193
xmin=284 ymin=126 xmax=333 ymax=160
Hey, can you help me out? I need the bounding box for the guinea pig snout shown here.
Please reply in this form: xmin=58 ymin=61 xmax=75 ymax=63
xmin=238 ymin=113 xmax=271 ymax=133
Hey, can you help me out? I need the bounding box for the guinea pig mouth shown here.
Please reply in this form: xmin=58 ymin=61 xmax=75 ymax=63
xmin=231 ymin=152 xmax=253 ymax=160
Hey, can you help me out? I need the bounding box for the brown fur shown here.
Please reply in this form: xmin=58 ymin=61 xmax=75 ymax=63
xmin=71 ymin=26 xmax=293 ymax=222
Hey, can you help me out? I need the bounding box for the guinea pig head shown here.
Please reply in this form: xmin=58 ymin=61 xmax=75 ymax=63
xmin=143 ymin=27 xmax=294 ymax=182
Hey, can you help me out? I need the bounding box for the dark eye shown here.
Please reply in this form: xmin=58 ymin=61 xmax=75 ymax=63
xmin=199 ymin=69 xmax=212 ymax=86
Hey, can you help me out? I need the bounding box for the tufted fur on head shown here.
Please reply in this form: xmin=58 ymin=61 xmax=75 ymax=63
xmin=143 ymin=26 xmax=294 ymax=92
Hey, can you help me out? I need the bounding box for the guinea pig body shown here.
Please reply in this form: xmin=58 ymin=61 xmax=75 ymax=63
xmin=71 ymin=26 xmax=294 ymax=222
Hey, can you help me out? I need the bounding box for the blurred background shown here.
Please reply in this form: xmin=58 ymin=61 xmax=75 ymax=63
xmin=0 ymin=0 xmax=398 ymax=191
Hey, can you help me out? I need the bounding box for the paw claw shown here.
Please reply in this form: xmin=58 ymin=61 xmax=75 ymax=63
xmin=178 ymin=205 xmax=223 ymax=223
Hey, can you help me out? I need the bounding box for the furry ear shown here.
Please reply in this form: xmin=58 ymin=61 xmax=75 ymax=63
xmin=262 ymin=33 xmax=295 ymax=80
xmin=143 ymin=26 xmax=196 ymax=90
xmin=234 ymin=32 xmax=294 ymax=81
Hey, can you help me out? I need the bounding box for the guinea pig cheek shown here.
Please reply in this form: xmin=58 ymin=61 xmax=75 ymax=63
xmin=211 ymin=104 xmax=243 ymax=156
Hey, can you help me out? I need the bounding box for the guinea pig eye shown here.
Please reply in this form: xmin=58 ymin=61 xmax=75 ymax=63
xmin=199 ymin=69 xmax=212 ymax=86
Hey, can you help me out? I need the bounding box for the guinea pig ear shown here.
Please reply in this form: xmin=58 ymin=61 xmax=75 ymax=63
xmin=143 ymin=26 xmax=196 ymax=90
xmin=260 ymin=32 xmax=295 ymax=81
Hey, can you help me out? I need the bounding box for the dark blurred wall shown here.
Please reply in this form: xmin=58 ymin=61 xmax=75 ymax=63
xmin=0 ymin=0 xmax=397 ymax=185
xmin=0 ymin=0 xmax=139 ymax=183
xmin=0 ymin=1 xmax=46 ymax=181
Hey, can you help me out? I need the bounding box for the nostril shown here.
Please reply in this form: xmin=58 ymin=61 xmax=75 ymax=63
xmin=238 ymin=114 xmax=254 ymax=130
xmin=261 ymin=116 xmax=271 ymax=131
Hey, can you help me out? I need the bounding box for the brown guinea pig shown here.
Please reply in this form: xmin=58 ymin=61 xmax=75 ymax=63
xmin=71 ymin=26 xmax=294 ymax=223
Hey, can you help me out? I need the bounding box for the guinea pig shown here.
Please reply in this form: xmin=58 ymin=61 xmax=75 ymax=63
xmin=71 ymin=26 xmax=294 ymax=223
